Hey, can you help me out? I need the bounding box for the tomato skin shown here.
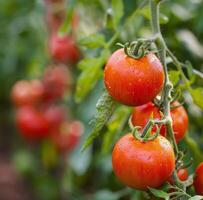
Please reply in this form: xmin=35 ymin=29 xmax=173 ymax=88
xmin=42 ymin=65 xmax=69 ymax=101
xmin=112 ymin=134 xmax=175 ymax=190
xmin=49 ymin=33 xmax=80 ymax=63
xmin=11 ymin=80 xmax=44 ymax=107
xmin=194 ymin=162 xmax=203 ymax=195
xmin=51 ymin=121 xmax=83 ymax=153
xmin=104 ymin=49 xmax=164 ymax=106
xmin=16 ymin=106 xmax=50 ymax=140
xmin=132 ymin=101 xmax=188 ymax=142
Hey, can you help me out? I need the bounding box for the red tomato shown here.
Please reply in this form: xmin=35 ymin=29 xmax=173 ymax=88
xmin=42 ymin=65 xmax=69 ymax=101
xmin=43 ymin=104 xmax=66 ymax=129
xmin=168 ymin=168 xmax=188 ymax=184
xmin=16 ymin=106 xmax=50 ymax=141
xmin=49 ymin=33 xmax=80 ymax=63
xmin=51 ymin=121 xmax=83 ymax=153
xmin=177 ymin=168 xmax=188 ymax=181
xmin=104 ymin=49 xmax=164 ymax=106
xmin=194 ymin=162 xmax=203 ymax=195
xmin=112 ymin=134 xmax=175 ymax=190
xmin=132 ymin=101 xmax=188 ymax=142
xmin=11 ymin=80 xmax=43 ymax=107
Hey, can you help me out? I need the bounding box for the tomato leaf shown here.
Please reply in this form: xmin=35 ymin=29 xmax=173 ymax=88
xmin=111 ymin=0 xmax=124 ymax=29
xmin=190 ymin=87 xmax=203 ymax=110
xmin=101 ymin=106 xmax=131 ymax=154
xmin=169 ymin=70 xmax=180 ymax=86
xmin=75 ymin=49 xmax=110 ymax=102
xmin=148 ymin=187 xmax=169 ymax=200
xmin=185 ymin=61 xmax=196 ymax=83
xmin=59 ymin=0 xmax=77 ymax=34
xmin=188 ymin=196 xmax=203 ymax=200
xmin=79 ymin=33 xmax=106 ymax=49
xmin=82 ymin=90 xmax=116 ymax=151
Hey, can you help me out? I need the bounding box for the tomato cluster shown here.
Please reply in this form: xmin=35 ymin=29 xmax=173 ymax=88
xmin=103 ymin=48 xmax=193 ymax=191
xmin=11 ymin=0 xmax=82 ymax=155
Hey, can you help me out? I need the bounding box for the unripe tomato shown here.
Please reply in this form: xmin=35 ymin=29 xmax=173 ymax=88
xmin=112 ymin=134 xmax=175 ymax=190
xmin=51 ymin=120 xmax=83 ymax=153
xmin=42 ymin=65 xmax=69 ymax=101
xmin=194 ymin=162 xmax=203 ymax=195
xmin=16 ymin=106 xmax=50 ymax=140
xmin=43 ymin=104 xmax=66 ymax=129
xmin=49 ymin=33 xmax=80 ymax=63
xmin=104 ymin=49 xmax=164 ymax=106
xmin=132 ymin=101 xmax=188 ymax=142
xmin=11 ymin=80 xmax=44 ymax=107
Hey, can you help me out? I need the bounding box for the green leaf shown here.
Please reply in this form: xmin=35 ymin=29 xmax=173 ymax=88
xmin=190 ymin=87 xmax=203 ymax=110
xmin=185 ymin=61 xmax=196 ymax=83
xmin=101 ymin=106 xmax=131 ymax=154
xmin=112 ymin=0 xmax=124 ymax=28
xmin=79 ymin=33 xmax=106 ymax=49
xmin=189 ymin=196 xmax=203 ymax=200
xmin=169 ymin=70 xmax=180 ymax=85
xmin=148 ymin=188 xmax=169 ymax=200
xmin=59 ymin=0 xmax=77 ymax=34
xmin=75 ymin=49 xmax=110 ymax=102
xmin=137 ymin=6 xmax=169 ymax=24
xmin=82 ymin=90 xmax=116 ymax=151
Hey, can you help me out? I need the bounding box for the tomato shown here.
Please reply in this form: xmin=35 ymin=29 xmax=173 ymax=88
xmin=51 ymin=120 xmax=83 ymax=153
xmin=177 ymin=168 xmax=188 ymax=181
xmin=16 ymin=106 xmax=50 ymax=141
xmin=11 ymin=80 xmax=43 ymax=107
xmin=42 ymin=65 xmax=69 ymax=101
xmin=43 ymin=104 xmax=66 ymax=129
xmin=104 ymin=49 xmax=164 ymax=106
xmin=112 ymin=134 xmax=175 ymax=190
xmin=194 ymin=162 xmax=203 ymax=195
xmin=132 ymin=101 xmax=188 ymax=142
xmin=49 ymin=33 xmax=80 ymax=63
xmin=168 ymin=168 xmax=188 ymax=184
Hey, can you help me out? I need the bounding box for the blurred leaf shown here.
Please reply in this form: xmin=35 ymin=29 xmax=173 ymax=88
xmin=190 ymin=87 xmax=203 ymax=110
xmin=75 ymin=49 xmax=110 ymax=102
xmin=69 ymin=143 xmax=92 ymax=175
xmin=137 ymin=6 xmax=169 ymax=24
xmin=148 ymin=188 xmax=169 ymax=200
xmin=112 ymin=0 xmax=124 ymax=28
xmin=102 ymin=106 xmax=131 ymax=154
xmin=59 ymin=0 xmax=77 ymax=34
xmin=185 ymin=61 xmax=196 ymax=83
xmin=169 ymin=70 xmax=180 ymax=85
xmin=82 ymin=90 xmax=116 ymax=151
xmin=79 ymin=33 xmax=106 ymax=49
xmin=189 ymin=196 xmax=203 ymax=200
xmin=93 ymin=190 xmax=120 ymax=200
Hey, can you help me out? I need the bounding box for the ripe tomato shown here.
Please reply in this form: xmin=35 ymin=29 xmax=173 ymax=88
xmin=51 ymin=120 xmax=83 ymax=153
xmin=16 ymin=106 xmax=50 ymax=141
xmin=168 ymin=168 xmax=188 ymax=184
xmin=104 ymin=49 xmax=164 ymax=106
xmin=132 ymin=101 xmax=188 ymax=142
xmin=11 ymin=80 xmax=44 ymax=107
xmin=194 ymin=162 xmax=203 ymax=195
xmin=49 ymin=33 xmax=80 ymax=63
xmin=112 ymin=134 xmax=175 ymax=190
xmin=43 ymin=104 xmax=66 ymax=129
xmin=42 ymin=65 xmax=69 ymax=101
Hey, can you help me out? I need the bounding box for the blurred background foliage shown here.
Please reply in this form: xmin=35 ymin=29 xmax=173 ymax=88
xmin=0 ymin=0 xmax=203 ymax=199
